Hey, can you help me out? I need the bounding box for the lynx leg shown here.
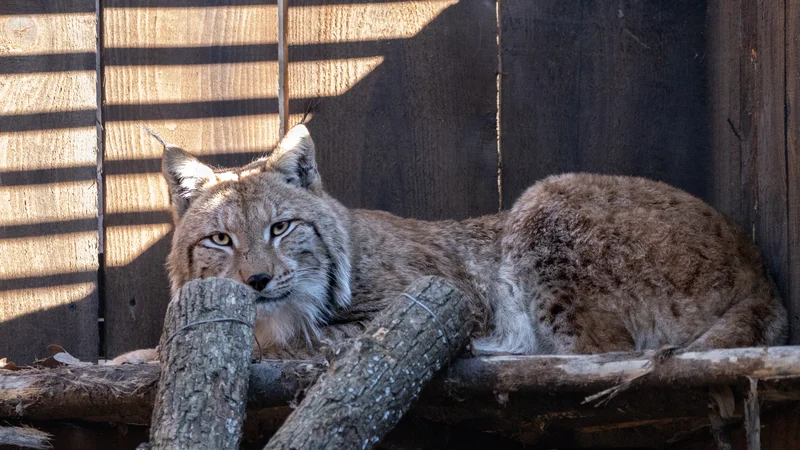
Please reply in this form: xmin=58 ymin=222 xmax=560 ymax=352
xmin=539 ymin=302 xmax=635 ymax=354
xmin=108 ymin=348 xmax=159 ymax=365
xmin=685 ymin=294 xmax=787 ymax=351
xmin=472 ymin=278 xmax=539 ymax=355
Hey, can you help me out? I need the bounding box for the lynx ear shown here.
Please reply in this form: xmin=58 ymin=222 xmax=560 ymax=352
xmin=162 ymin=145 xmax=216 ymax=221
xmin=266 ymin=124 xmax=322 ymax=193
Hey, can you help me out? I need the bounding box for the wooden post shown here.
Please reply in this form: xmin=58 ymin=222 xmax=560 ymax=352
xmin=278 ymin=0 xmax=289 ymax=136
xmin=745 ymin=377 xmax=761 ymax=450
xmin=264 ymin=276 xmax=472 ymax=450
xmin=144 ymin=278 xmax=257 ymax=450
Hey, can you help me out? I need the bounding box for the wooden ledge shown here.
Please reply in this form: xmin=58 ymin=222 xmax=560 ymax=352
xmin=2 ymin=346 xmax=800 ymax=425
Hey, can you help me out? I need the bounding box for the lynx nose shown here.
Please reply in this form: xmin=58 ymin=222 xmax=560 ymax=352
xmin=246 ymin=273 xmax=271 ymax=292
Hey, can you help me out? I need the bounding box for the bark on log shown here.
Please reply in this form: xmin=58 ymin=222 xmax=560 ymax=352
xmin=444 ymin=346 xmax=800 ymax=394
xmin=0 ymin=425 xmax=51 ymax=449
xmin=145 ymin=277 xmax=257 ymax=450
xmin=264 ymin=276 xmax=473 ymax=450
xmin=4 ymin=347 xmax=800 ymax=425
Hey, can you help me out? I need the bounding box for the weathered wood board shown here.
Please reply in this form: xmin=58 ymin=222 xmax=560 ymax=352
xmin=707 ymin=0 xmax=794 ymax=342
xmin=706 ymin=0 xmax=743 ymax=227
xmin=741 ymin=0 xmax=790 ymax=340
xmin=786 ymin=0 xmax=800 ymax=343
xmin=500 ymin=0 xmax=709 ymax=205
xmin=101 ymin=2 xmax=280 ymax=357
xmin=0 ymin=1 xmax=99 ymax=363
xmin=287 ymin=0 xmax=499 ymax=220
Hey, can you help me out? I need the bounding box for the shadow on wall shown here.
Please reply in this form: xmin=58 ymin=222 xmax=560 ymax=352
xmin=1 ymin=0 xmax=711 ymax=362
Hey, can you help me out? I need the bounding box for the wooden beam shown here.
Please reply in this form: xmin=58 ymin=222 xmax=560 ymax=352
xmin=278 ymin=0 xmax=289 ymax=136
xmin=0 ymin=0 xmax=99 ymax=364
xmin=745 ymin=378 xmax=761 ymax=450
xmin=443 ymin=347 xmax=800 ymax=394
xmin=4 ymin=347 xmax=800 ymax=426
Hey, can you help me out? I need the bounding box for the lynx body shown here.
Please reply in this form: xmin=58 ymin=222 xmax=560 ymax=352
xmin=111 ymin=125 xmax=787 ymax=363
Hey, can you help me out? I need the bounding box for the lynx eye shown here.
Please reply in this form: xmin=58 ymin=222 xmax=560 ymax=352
xmin=271 ymin=221 xmax=290 ymax=236
xmin=209 ymin=233 xmax=232 ymax=246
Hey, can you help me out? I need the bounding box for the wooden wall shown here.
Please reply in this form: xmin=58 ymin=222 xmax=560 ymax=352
xmin=0 ymin=0 xmax=99 ymax=363
xmin=706 ymin=0 xmax=799 ymax=343
xmin=0 ymin=0 xmax=798 ymax=365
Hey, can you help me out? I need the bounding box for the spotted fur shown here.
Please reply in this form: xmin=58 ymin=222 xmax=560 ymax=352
xmin=110 ymin=125 xmax=788 ymax=364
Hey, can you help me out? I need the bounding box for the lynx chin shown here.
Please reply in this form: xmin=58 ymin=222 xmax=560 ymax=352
xmin=111 ymin=124 xmax=787 ymax=363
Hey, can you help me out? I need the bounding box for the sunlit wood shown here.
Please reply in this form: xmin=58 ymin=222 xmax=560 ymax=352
xmin=0 ymin=72 xmax=95 ymax=114
xmin=0 ymin=233 xmax=98 ymax=278
xmin=0 ymin=182 xmax=96 ymax=225
xmin=105 ymin=223 xmax=171 ymax=267
xmin=103 ymin=7 xmax=277 ymax=47
xmin=0 ymin=284 xmax=95 ymax=322
xmin=0 ymin=14 xmax=96 ymax=55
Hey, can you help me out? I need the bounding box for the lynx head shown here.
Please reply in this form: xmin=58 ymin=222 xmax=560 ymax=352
xmin=160 ymin=125 xmax=351 ymax=346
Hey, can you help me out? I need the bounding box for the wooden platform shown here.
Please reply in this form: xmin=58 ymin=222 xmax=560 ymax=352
xmin=3 ymin=347 xmax=800 ymax=448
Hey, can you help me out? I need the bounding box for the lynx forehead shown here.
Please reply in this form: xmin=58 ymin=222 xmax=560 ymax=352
xmin=162 ymin=126 xmax=351 ymax=348
xmin=111 ymin=123 xmax=787 ymax=364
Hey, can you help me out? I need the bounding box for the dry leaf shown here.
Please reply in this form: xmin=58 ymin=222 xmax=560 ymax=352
xmin=34 ymin=356 xmax=61 ymax=368
xmin=53 ymin=351 xmax=87 ymax=366
xmin=0 ymin=358 xmax=16 ymax=370
xmin=47 ymin=344 xmax=66 ymax=356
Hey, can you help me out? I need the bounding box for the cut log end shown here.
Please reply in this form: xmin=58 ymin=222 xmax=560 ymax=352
xmin=145 ymin=277 xmax=258 ymax=450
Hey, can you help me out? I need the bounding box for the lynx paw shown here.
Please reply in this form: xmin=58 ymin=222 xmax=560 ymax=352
xmin=108 ymin=348 xmax=159 ymax=365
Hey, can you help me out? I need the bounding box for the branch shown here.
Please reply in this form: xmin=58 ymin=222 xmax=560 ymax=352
xmin=264 ymin=276 xmax=473 ymax=450
xmin=4 ymin=347 xmax=800 ymax=426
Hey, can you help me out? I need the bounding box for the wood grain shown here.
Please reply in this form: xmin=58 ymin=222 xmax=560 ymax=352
xmin=786 ymin=0 xmax=800 ymax=343
xmin=102 ymin=2 xmax=280 ymax=358
xmin=501 ymin=0 xmax=709 ymax=206
xmin=707 ymin=0 xmax=793 ymax=341
xmin=0 ymin=2 xmax=99 ymax=363
xmin=288 ymin=0 xmax=498 ymax=220
xmin=706 ymin=0 xmax=744 ymax=227
xmin=739 ymin=0 xmax=790 ymax=336
xmin=753 ymin=0 xmax=789 ymax=327
xmin=146 ymin=278 xmax=256 ymax=450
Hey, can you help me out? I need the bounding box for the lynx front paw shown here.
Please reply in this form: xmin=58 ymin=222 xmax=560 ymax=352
xmin=108 ymin=348 xmax=159 ymax=365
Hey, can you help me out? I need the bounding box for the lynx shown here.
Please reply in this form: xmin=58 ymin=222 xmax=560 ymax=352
xmin=111 ymin=125 xmax=787 ymax=364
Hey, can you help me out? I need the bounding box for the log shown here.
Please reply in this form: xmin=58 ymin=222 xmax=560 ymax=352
xmin=745 ymin=378 xmax=761 ymax=450
xmin=264 ymin=276 xmax=473 ymax=450
xmin=0 ymin=362 xmax=321 ymax=424
xmin=144 ymin=278 xmax=257 ymax=450
xmin=4 ymin=348 xmax=800 ymax=425
xmin=0 ymin=426 xmax=51 ymax=449
xmin=444 ymin=346 xmax=800 ymax=394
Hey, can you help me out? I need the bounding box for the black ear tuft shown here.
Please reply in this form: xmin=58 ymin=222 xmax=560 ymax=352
xmin=266 ymin=125 xmax=322 ymax=193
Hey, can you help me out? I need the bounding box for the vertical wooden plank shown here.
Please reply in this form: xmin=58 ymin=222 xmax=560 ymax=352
xmin=500 ymin=0 xmax=581 ymax=206
xmin=708 ymin=0 xmax=793 ymax=338
xmin=288 ymin=0 xmax=498 ymax=220
xmin=753 ymin=0 xmax=789 ymax=313
xmin=706 ymin=0 xmax=744 ymax=227
xmin=278 ymin=0 xmax=289 ymax=136
xmin=787 ymin=0 xmax=800 ymax=341
xmin=102 ymin=3 xmax=280 ymax=357
xmin=0 ymin=2 xmax=99 ymax=363
xmin=501 ymin=0 xmax=709 ymax=206
xmin=739 ymin=0 xmax=790 ymax=332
